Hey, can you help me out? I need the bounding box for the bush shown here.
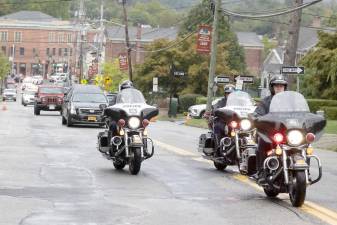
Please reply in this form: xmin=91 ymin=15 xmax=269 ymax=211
xmin=307 ymin=99 xmax=337 ymax=113
xmin=196 ymin=96 xmax=207 ymax=105
xmin=179 ymin=94 xmax=203 ymax=112
xmin=320 ymin=107 xmax=337 ymax=120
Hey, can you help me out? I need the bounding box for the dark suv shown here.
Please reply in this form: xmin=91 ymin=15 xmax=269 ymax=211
xmin=61 ymin=85 xmax=108 ymax=127
xmin=34 ymin=86 xmax=64 ymax=115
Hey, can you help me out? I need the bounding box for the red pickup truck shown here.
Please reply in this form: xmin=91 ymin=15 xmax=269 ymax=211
xmin=34 ymin=86 xmax=64 ymax=115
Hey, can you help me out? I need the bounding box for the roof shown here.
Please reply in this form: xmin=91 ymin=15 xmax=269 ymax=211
xmin=106 ymin=26 xmax=178 ymax=42
xmin=0 ymin=11 xmax=59 ymax=22
xmin=297 ymin=27 xmax=319 ymax=52
xmin=235 ymin=32 xmax=264 ymax=48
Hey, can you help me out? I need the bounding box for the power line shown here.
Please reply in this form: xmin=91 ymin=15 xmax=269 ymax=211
xmin=129 ymin=17 xmax=212 ymax=53
xmin=0 ymin=0 xmax=71 ymax=5
xmin=222 ymin=0 xmax=323 ymax=18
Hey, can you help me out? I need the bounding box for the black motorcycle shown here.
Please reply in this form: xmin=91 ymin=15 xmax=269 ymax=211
xmin=254 ymin=91 xmax=325 ymax=207
xmin=97 ymin=88 xmax=158 ymax=175
xmin=199 ymin=91 xmax=257 ymax=172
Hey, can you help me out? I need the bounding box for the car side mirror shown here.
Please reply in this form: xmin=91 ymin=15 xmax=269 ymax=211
xmin=34 ymin=93 xmax=38 ymax=98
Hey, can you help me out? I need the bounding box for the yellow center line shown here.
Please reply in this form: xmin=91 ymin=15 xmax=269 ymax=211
xmin=154 ymin=139 xmax=337 ymax=225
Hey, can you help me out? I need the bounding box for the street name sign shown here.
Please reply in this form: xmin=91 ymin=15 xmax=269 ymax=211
xmin=234 ymin=75 xmax=254 ymax=83
xmin=215 ymin=76 xmax=230 ymax=84
xmin=281 ymin=66 xmax=305 ymax=74
xmin=173 ymin=71 xmax=185 ymax=76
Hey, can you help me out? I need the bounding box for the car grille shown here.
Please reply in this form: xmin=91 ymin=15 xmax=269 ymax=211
xmin=46 ymin=97 xmax=58 ymax=104
xmin=79 ymin=108 xmax=102 ymax=115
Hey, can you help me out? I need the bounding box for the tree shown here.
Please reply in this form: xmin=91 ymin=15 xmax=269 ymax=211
xmin=0 ymin=52 xmax=10 ymax=91
xmin=102 ymin=59 xmax=128 ymax=92
xmin=300 ymin=32 xmax=337 ymax=100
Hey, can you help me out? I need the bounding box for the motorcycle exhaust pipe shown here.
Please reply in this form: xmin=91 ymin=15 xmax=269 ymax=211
xmin=264 ymin=157 xmax=280 ymax=171
xmin=111 ymin=136 xmax=123 ymax=146
xmin=221 ymin=137 xmax=232 ymax=147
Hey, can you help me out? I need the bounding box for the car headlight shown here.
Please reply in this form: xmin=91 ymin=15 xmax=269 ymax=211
xmin=287 ymin=130 xmax=304 ymax=146
xmin=240 ymin=119 xmax=252 ymax=131
xmin=128 ymin=117 xmax=140 ymax=129
xmin=70 ymin=105 xmax=76 ymax=114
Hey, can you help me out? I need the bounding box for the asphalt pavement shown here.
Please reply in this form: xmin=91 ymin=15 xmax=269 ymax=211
xmin=0 ymin=99 xmax=336 ymax=225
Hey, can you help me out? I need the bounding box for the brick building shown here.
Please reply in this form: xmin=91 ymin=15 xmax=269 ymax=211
xmin=0 ymin=11 xmax=97 ymax=78
xmin=236 ymin=32 xmax=264 ymax=76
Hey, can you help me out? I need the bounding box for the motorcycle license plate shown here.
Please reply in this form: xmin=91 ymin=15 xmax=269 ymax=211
xmin=88 ymin=116 xmax=97 ymax=121
xmin=49 ymin=105 xmax=56 ymax=110
xmin=132 ymin=135 xmax=142 ymax=144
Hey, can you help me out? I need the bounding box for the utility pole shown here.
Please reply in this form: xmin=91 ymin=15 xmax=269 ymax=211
xmin=78 ymin=0 xmax=85 ymax=82
xmin=284 ymin=0 xmax=303 ymax=91
xmin=120 ymin=0 xmax=133 ymax=81
xmin=97 ymin=0 xmax=105 ymax=76
xmin=206 ymin=0 xmax=220 ymax=113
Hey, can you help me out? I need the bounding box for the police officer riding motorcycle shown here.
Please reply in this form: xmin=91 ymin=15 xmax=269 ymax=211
xmin=97 ymin=81 xmax=159 ymax=175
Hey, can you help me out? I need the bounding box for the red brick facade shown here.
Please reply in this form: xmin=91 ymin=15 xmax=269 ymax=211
xmin=105 ymin=41 xmax=147 ymax=65
xmin=243 ymin=47 xmax=263 ymax=76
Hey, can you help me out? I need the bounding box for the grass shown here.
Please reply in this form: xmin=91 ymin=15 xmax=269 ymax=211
xmin=157 ymin=113 xmax=186 ymax=122
xmin=325 ymin=120 xmax=337 ymax=135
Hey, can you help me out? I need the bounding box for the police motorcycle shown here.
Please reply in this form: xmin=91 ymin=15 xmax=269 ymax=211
xmin=199 ymin=91 xmax=257 ymax=172
xmin=97 ymin=87 xmax=159 ymax=175
xmin=254 ymin=91 xmax=325 ymax=207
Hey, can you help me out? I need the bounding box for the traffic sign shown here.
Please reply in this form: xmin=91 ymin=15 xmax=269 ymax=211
xmin=173 ymin=71 xmax=185 ymax=76
xmin=234 ymin=75 xmax=254 ymax=83
xmin=118 ymin=53 xmax=128 ymax=70
xmin=214 ymin=76 xmax=230 ymax=84
xmin=281 ymin=66 xmax=305 ymax=74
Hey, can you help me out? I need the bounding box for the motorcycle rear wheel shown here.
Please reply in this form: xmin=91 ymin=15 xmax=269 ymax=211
xmin=289 ymin=171 xmax=307 ymax=207
xmin=129 ymin=147 xmax=142 ymax=175
xmin=214 ymin=162 xmax=227 ymax=171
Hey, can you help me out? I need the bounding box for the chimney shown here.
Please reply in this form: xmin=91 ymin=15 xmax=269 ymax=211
xmin=311 ymin=16 xmax=321 ymax=28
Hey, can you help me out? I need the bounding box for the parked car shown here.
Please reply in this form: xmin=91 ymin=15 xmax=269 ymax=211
xmin=61 ymin=84 xmax=108 ymax=127
xmin=21 ymin=89 xmax=37 ymax=106
xmin=32 ymin=75 xmax=43 ymax=85
xmin=34 ymin=86 xmax=64 ymax=115
xmin=2 ymin=89 xmax=17 ymax=101
xmin=22 ymin=77 xmax=34 ymax=90
xmin=188 ymin=98 xmax=221 ymax=118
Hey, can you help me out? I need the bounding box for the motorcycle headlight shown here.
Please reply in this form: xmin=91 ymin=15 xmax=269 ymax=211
xmin=128 ymin=117 xmax=140 ymax=129
xmin=240 ymin=119 xmax=252 ymax=131
xmin=287 ymin=130 xmax=304 ymax=146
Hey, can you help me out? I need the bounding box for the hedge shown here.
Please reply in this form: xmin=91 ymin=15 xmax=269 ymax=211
xmin=307 ymin=99 xmax=337 ymax=113
xmin=320 ymin=107 xmax=337 ymax=120
xmin=179 ymin=94 xmax=203 ymax=112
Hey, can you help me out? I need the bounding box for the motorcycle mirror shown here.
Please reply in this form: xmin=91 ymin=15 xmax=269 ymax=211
xmin=99 ymin=104 xmax=107 ymax=111
xmin=316 ymin=110 xmax=325 ymax=118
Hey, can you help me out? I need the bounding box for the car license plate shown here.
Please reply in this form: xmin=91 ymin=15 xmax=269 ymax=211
xmin=49 ymin=105 xmax=56 ymax=110
xmin=88 ymin=116 xmax=97 ymax=121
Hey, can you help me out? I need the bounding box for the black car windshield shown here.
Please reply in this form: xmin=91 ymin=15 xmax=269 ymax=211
xmin=40 ymin=87 xmax=63 ymax=94
xmin=72 ymin=93 xmax=107 ymax=103
xmin=226 ymin=91 xmax=254 ymax=107
xmin=270 ymin=91 xmax=310 ymax=113
xmin=116 ymin=89 xmax=146 ymax=104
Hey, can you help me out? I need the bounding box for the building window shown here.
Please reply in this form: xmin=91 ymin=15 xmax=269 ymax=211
xmin=0 ymin=31 xmax=8 ymax=42
xmin=49 ymin=32 xmax=56 ymax=43
xmin=52 ymin=48 xmax=56 ymax=56
xmin=1 ymin=46 xmax=6 ymax=55
xmin=58 ymin=33 xmax=64 ymax=43
xmin=70 ymin=48 xmax=73 ymax=56
xmin=9 ymin=46 xmax=15 ymax=56
xmin=20 ymin=47 xmax=25 ymax=56
xmin=67 ymin=34 xmax=72 ymax=43
xmin=46 ymin=48 xmax=50 ymax=56
xmin=58 ymin=48 xmax=62 ymax=56
xmin=64 ymin=48 xmax=68 ymax=56
xmin=14 ymin=32 xmax=22 ymax=42
xmin=32 ymin=48 xmax=37 ymax=56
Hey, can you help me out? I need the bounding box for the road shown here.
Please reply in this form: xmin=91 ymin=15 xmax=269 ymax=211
xmin=0 ymin=99 xmax=337 ymax=225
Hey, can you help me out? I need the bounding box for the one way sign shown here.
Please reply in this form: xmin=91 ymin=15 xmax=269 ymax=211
xmin=282 ymin=66 xmax=305 ymax=74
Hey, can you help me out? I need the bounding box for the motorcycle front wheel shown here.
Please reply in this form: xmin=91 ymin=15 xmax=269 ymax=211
xmin=129 ymin=147 xmax=142 ymax=175
xmin=289 ymin=171 xmax=307 ymax=207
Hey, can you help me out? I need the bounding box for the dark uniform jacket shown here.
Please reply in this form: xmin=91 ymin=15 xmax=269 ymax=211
xmin=212 ymin=97 xmax=227 ymax=111
xmin=254 ymin=95 xmax=273 ymax=117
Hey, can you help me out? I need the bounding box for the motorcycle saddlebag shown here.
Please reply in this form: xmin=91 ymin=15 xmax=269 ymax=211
xmin=198 ymin=132 xmax=214 ymax=155
xmin=98 ymin=131 xmax=110 ymax=153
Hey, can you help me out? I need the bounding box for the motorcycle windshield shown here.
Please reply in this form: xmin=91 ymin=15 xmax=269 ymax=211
xmin=116 ymin=89 xmax=146 ymax=104
xmin=226 ymin=91 xmax=254 ymax=107
xmin=270 ymin=91 xmax=309 ymax=113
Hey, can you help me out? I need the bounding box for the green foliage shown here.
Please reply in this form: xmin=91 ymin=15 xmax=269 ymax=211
xmin=0 ymin=52 xmax=10 ymax=81
xmin=320 ymin=107 xmax=337 ymax=120
xmin=307 ymin=99 xmax=337 ymax=113
xmin=102 ymin=60 xmax=128 ymax=92
xmin=300 ymin=32 xmax=337 ymax=100
xmin=179 ymin=94 xmax=203 ymax=112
